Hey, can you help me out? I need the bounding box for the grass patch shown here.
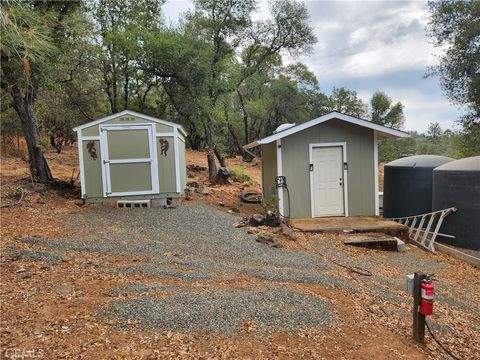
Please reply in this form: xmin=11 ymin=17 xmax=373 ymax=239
xmin=229 ymin=167 xmax=255 ymax=185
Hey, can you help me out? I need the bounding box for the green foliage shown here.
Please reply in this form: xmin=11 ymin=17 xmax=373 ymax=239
xmin=229 ymin=167 xmax=255 ymax=185
xmin=370 ymin=91 xmax=404 ymax=129
xmin=454 ymin=119 xmax=480 ymax=157
xmin=427 ymin=0 xmax=480 ymax=118
xmin=5 ymin=0 xmax=472 ymax=176
xmin=379 ymin=125 xmax=462 ymax=164
xmin=326 ymin=87 xmax=367 ymax=118
xmin=259 ymin=197 xmax=277 ymax=215
xmin=426 ymin=0 xmax=480 ymax=156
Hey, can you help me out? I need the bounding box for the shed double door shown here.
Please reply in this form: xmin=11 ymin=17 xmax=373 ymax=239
xmin=100 ymin=124 xmax=159 ymax=197
xmin=311 ymin=146 xmax=345 ymax=217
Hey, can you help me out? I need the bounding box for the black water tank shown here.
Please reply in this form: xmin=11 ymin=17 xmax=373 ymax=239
xmin=383 ymin=155 xmax=454 ymax=218
xmin=432 ymin=156 xmax=480 ymax=250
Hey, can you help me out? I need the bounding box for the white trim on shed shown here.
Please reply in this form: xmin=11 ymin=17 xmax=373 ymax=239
xmin=73 ymin=110 xmax=187 ymax=137
xmin=308 ymin=142 xmax=349 ymax=217
xmin=244 ymin=111 xmax=408 ymax=150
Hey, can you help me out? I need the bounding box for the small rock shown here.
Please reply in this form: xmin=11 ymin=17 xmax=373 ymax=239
xmin=249 ymin=214 xmax=265 ymax=226
xmin=30 ymin=183 xmax=47 ymax=191
xmin=255 ymin=234 xmax=282 ymax=248
xmin=265 ymin=211 xmax=280 ymax=227
xmin=184 ymin=187 xmax=194 ymax=200
xmin=15 ymin=268 xmax=27 ymax=273
xmin=56 ymin=283 xmax=73 ymax=296
xmin=230 ymin=207 xmax=240 ymax=213
xmin=187 ymin=180 xmax=199 ymax=188
xmin=196 ymin=187 xmax=210 ymax=195
xmin=281 ymin=225 xmax=297 ymax=241
xmin=218 ymin=201 xmax=226 ymax=207
xmin=234 ymin=222 xmax=246 ymax=228
xmin=74 ymin=199 xmax=85 ymax=207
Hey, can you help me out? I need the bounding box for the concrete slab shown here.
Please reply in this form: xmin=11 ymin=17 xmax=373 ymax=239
xmin=435 ymin=243 xmax=480 ymax=268
xmin=290 ymin=216 xmax=408 ymax=239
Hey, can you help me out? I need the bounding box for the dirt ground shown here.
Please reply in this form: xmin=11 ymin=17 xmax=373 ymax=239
xmin=1 ymin=146 xmax=479 ymax=359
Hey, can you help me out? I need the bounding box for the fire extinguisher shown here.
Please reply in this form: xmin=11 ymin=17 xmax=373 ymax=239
xmin=419 ymin=276 xmax=435 ymax=316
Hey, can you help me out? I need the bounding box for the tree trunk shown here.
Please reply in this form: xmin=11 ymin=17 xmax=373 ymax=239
xmin=226 ymin=122 xmax=253 ymax=161
xmin=10 ymin=86 xmax=53 ymax=183
xmin=213 ymin=146 xmax=226 ymax=168
xmin=236 ymin=90 xmax=254 ymax=162
xmin=123 ymin=70 xmax=129 ymax=110
xmin=188 ymin=121 xmax=202 ymax=150
xmin=204 ymin=124 xmax=217 ymax=182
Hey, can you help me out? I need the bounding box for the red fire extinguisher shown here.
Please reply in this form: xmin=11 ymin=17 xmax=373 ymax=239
xmin=419 ymin=277 xmax=435 ymax=316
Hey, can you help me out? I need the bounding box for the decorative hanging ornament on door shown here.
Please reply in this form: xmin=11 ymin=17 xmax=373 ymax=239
xmin=159 ymin=139 xmax=169 ymax=156
xmin=87 ymin=141 xmax=97 ymax=160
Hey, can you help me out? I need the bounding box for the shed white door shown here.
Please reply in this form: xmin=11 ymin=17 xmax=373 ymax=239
xmin=100 ymin=124 xmax=159 ymax=197
xmin=311 ymin=146 xmax=345 ymax=217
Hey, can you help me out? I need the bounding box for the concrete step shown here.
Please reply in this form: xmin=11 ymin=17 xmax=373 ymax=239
xmin=344 ymin=234 xmax=406 ymax=252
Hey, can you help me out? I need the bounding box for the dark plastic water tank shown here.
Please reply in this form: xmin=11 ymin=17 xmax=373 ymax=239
xmin=432 ymin=156 xmax=480 ymax=250
xmin=383 ymin=155 xmax=454 ymax=218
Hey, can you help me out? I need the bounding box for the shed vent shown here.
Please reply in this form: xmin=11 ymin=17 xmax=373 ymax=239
xmin=117 ymin=200 xmax=151 ymax=208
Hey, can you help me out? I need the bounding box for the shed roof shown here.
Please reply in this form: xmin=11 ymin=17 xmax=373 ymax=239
xmin=244 ymin=111 xmax=409 ymax=149
xmin=73 ymin=110 xmax=187 ymax=137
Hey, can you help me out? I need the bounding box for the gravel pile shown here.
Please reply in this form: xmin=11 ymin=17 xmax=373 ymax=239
xmin=118 ymin=263 xmax=210 ymax=282
xmin=111 ymin=283 xmax=178 ymax=296
xmin=102 ymin=287 xmax=334 ymax=334
xmin=24 ymin=204 xmax=349 ymax=289
xmin=3 ymin=247 xmax=64 ymax=265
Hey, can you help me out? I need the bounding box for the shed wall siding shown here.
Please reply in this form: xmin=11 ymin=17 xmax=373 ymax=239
xmin=280 ymin=119 xmax=375 ymax=218
xmin=179 ymin=138 xmax=187 ymax=191
xmin=81 ymin=140 xmax=103 ymax=197
xmin=261 ymin=142 xmax=278 ymax=202
xmin=157 ymin=136 xmax=176 ymax=193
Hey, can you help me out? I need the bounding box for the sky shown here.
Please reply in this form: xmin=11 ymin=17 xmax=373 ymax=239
xmin=161 ymin=0 xmax=465 ymax=133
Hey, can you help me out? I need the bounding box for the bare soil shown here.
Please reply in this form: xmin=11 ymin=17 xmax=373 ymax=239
xmin=1 ymin=146 xmax=478 ymax=359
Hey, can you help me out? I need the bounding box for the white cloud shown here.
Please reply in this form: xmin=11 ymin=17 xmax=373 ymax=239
xmin=340 ymin=39 xmax=439 ymax=78
xmin=357 ymin=88 xmax=458 ymax=132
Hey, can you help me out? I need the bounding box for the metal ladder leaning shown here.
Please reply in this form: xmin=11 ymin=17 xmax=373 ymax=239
xmin=387 ymin=207 xmax=457 ymax=252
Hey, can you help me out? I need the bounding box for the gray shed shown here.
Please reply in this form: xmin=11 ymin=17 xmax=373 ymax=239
xmin=74 ymin=110 xmax=187 ymax=203
xmin=244 ymin=112 xmax=408 ymax=219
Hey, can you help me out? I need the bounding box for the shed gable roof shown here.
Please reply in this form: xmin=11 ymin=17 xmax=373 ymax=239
xmin=73 ymin=110 xmax=187 ymax=136
xmin=244 ymin=111 xmax=409 ymax=149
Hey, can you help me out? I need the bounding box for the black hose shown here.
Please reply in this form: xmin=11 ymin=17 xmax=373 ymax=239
xmin=425 ymin=319 xmax=461 ymax=360
xmin=278 ymin=185 xmax=291 ymax=220
xmin=241 ymin=192 xmax=262 ymax=204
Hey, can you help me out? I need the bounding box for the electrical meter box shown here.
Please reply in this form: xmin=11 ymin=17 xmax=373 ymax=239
xmin=405 ymin=274 xmax=414 ymax=295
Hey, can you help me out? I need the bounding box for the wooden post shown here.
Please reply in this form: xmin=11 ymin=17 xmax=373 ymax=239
xmin=413 ymin=272 xmax=427 ymax=343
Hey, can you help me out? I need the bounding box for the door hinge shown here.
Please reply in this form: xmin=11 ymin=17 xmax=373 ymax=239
xmin=103 ymin=160 xmax=110 ymax=164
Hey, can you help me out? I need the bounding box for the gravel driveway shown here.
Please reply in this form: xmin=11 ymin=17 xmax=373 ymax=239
xmin=16 ymin=202 xmax=479 ymax=336
xmin=19 ymin=203 xmax=343 ymax=334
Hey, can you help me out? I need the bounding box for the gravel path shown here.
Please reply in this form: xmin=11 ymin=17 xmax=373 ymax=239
xmin=19 ymin=202 xmax=478 ymax=334
xmin=24 ymin=204 xmax=349 ymax=289
xmin=103 ymin=287 xmax=334 ymax=334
